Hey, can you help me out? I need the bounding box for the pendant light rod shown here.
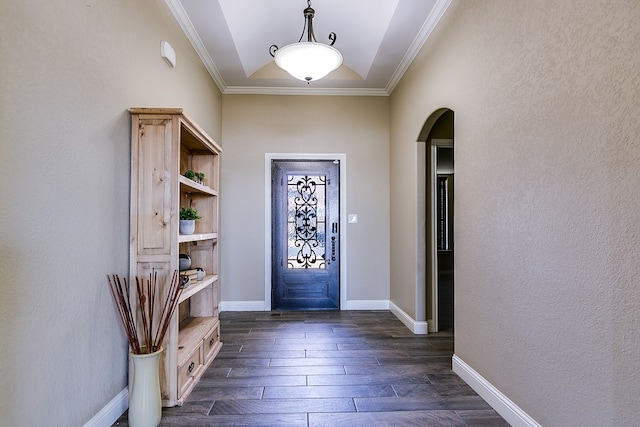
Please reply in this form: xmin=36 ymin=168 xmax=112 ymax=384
xmin=296 ymin=1 xmax=337 ymax=45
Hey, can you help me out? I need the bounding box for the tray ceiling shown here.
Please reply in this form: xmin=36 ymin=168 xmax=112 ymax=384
xmin=166 ymin=0 xmax=452 ymax=95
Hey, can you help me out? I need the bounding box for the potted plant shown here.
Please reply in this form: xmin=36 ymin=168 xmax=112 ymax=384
xmin=195 ymin=172 xmax=205 ymax=185
xmin=179 ymin=206 xmax=201 ymax=235
xmin=183 ymin=169 xmax=195 ymax=181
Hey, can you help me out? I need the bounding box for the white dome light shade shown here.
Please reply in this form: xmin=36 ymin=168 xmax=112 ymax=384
xmin=274 ymin=42 xmax=343 ymax=82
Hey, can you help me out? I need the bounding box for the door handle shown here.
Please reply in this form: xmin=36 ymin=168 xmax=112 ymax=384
xmin=332 ymin=222 xmax=338 ymax=233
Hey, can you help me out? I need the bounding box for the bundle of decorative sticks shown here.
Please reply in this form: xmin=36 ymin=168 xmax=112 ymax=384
xmin=107 ymin=270 xmax=183 ymax=354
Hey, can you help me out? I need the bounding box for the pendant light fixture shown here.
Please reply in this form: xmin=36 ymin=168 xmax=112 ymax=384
xmin=269 ymin=0 xmax=343 ymax=83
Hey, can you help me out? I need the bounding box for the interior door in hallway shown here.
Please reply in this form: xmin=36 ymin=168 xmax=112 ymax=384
xmin=271 ymin=160 xmax=340 ymax=310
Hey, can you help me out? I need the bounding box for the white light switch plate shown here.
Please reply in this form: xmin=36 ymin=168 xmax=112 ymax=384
xmin=348 ymin=214 xmax=358 ymax=224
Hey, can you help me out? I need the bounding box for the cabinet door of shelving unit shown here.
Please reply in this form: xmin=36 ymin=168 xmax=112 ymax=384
xmin=132 ymin=116 xmax=178 ymax=257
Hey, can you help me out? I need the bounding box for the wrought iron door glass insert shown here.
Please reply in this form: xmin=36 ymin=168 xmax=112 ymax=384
xmin=287 ymin=174 xmax=326 ymax=269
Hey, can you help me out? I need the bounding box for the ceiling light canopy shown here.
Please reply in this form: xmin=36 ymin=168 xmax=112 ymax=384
xmin=269 ymin=1 xmax=343 ymax=83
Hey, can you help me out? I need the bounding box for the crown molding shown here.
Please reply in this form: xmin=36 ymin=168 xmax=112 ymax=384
xmin=222 ymin=86 xmax=388 ymax=96
xmin=386 ymin=0 xmax=454 ymax=94
xmin=164 ymin=0 xmax=227 ymax=93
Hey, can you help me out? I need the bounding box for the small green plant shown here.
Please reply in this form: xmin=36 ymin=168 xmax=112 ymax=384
xmin=180 ymin=207 xmax=201 ymax=220
xmin=183 ymin=170 xmax=195 ymax=180
xmin=195 ymin=172 xmax=205 ymax=183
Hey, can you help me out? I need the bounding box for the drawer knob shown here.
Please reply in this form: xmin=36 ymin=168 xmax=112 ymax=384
xmin=188 ymin=362 xmax=195 ymax=373
xmin=209 ymin=338 xmax=215 ymax=346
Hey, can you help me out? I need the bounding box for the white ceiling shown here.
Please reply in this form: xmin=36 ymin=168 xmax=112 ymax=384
xmin=165 ymin=0 xmax=452 ymax=95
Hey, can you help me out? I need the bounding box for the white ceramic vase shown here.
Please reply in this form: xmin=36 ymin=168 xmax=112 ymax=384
xmin=129 ymin=348 xmax=162 ymax=427
xmin=179 ymin=219 xmax=195 ymax=235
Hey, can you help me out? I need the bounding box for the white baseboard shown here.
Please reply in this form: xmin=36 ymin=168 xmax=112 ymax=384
xmin=219 ymin=301 xmax=269 ymax=311
xmin=83 ymin=387 xmax=128 ymax=427
xmin=344 ymin=300 xmax=390 ymax=310
xmin=452 ymin=355 xmax=541 ymax=427
xmin=219 ymin=300 xmax=392 ymax=312
xmin=427 ymin=318 xmax=435 ymax=333
xmin=389 ymin=301 xmax=429 ymax=334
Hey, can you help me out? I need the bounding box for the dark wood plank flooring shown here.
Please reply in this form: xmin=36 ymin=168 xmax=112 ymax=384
xmin=114 ymin=310 xmax=509 ymax=426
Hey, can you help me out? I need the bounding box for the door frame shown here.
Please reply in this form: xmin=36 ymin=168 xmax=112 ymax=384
xmin=430 ymin=139 xmax=453 ymax=332
xmin=265 ymin=153 xmax=347 ymax=311
xmin=417 ymin=107 xmax=454 ymax=333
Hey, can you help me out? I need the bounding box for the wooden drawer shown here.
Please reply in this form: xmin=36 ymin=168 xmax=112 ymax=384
xmin=177 ymin=344 xmax=202 ymax=397
xmin=203 ymin=322 xmax=220 ymax=360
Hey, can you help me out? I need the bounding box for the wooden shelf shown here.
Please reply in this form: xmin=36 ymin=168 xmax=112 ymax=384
xmin=179 ymin=274 xmax=218 ymax=303
xmin=130 ymin=109 xmax=221 ymax=407
xmin=179 ymin=176 xmax=218 ymax=196
xmin=178 ymin=233 xmax=217 ymax=243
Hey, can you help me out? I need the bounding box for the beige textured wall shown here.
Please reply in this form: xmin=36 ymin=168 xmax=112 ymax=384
xmin=0 ymin=0 xmax=221 ymax=425
xmin=221 ymin=95 xmax=390 ymax=305
xmin=390 ymin=0 xmax=640 ymax=425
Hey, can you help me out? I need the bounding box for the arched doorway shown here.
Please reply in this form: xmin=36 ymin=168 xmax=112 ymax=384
xmin=418 ymin=108 xmax=454 ymax=333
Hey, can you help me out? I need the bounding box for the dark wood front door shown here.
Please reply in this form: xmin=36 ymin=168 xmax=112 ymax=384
xmin=271 ymin=160 xmax=340 ymax=310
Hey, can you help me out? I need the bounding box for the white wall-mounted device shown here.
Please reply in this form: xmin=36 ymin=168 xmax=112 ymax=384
xmin=161 ymin=41 xmax=176 ymax=67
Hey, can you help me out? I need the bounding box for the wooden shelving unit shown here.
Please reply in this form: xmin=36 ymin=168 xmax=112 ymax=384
xmin=129 ymin=108 xmax=222 ymax=407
